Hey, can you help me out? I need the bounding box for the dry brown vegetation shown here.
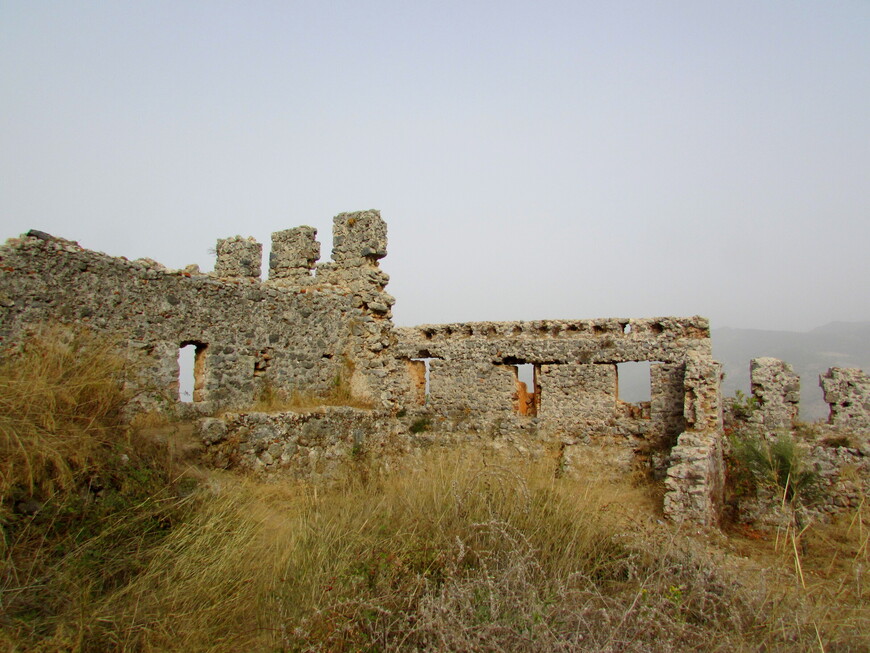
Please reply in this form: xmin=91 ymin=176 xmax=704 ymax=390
xmin=0 ymin=325 xmax=130 ymax=508
xmin=1 ymin=326 xmax=868 ymax=652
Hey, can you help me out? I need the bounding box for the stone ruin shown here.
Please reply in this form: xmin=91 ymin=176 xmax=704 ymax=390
xmin=1 ymin=211 xmax=867 ymax=527
xmin=722 ymin=359 xmax=870 ymax=524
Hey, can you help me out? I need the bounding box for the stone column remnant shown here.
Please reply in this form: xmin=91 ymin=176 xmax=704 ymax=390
xmin=214 ymin=236 xmax=262 ymax=279
xmin=331 ymin=209 xmax=388 ymax=266
xmin=750 ymin=357 xmax=800 ymax=429
xmin=269 ymin=226 xmax=320 ymax=282
xmin=682 ymin=353 xmax=723 ymax=432
xmin=820 ymin=368 xmax=870 ymax=433
xmin=664 ymin=352 xmax=724 ymax=526
xmin=318 ymin=210 xmax=395 ymax=317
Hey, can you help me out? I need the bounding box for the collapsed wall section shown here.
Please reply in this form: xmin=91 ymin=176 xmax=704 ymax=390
xmin=394 ymin=316 xmax=724 ymax=524
xmin=663 ymin=353 xmax=724 ymax=525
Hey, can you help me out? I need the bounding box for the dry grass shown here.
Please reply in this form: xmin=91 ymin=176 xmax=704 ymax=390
xmin=0 ymin=325 xmax=131 ymax=509
xmin=72 ymin=448 xmax=867 ymax=652
xmin=0 ymin=326 xmax=193 ymax=651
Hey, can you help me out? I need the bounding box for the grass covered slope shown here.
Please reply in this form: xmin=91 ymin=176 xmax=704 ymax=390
xmin=0 ymin=326 xmax=867 ymax=651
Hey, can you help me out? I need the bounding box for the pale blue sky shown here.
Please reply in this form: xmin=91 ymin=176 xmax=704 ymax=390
xmin=2 ymin=1 xmax=868 ymax=330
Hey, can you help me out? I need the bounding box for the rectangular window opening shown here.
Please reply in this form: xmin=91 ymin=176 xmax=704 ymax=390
xmin=178 ymin=341 xmax=207 ymax=403
xmin=616 ymin=361 xmax=651 ymax=418
xmin=514 ymin=363 xmax=540 ymax=417
xmin=410 ymin=357 xmax=436 ymax=405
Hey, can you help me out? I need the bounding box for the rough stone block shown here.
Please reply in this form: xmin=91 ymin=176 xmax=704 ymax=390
xmin=214 ymin=236 xmax=262 ymax=278
xmin=820 ymin=368 xmax=870 ymax=433
xmin=750 ymin=357 xmax=800 ymax=429
xmin=269 ymin=226 xmax=320 ymax=280
xmin=683 ymin=353 xmax=722 ymax=432
xmin=331 ymin=210 xmax=387 ymax=266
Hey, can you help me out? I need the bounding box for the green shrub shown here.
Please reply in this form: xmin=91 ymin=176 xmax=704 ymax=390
xmin=730 ymin=431 xmax=821 ymax=507
xmin=730 ymin=389 xmax=759 ymax=422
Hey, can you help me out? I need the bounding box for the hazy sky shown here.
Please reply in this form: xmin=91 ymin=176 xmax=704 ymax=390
xmin=2 ymin=1 xmax=868 ymax=331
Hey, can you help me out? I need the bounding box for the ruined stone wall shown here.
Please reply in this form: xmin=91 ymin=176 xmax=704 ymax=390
xmin=394 ymin=317 xmax=712 ymax=438
xmin=649 ymin=363 xmax=687 ymax=448
xmin=394 ymin=317 xmax=724 ymax=524
xmin=538 ymin=363 xmax=617 ymax=433
xmin=200 ymin=408 xmax=407 ymax=478
xmin=0 ymin=211 xmax=399 ymax=415
xmin=723 ymin=360 xmax=869 ymax=526
xmin=750 ymin=357 xmax=800 ymax=430
xmin=663 ymin=352 xmax=724 ymax=525
xmin=0 ymin=213 xmax=737 ymax=526
xmin=820 ymin=368 xmax=870 ymax=434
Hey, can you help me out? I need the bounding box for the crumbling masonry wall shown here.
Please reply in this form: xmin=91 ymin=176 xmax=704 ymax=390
xmin=750 ymin=357 xmax=800 ymax=430
xmin=394 ymin=317 xmax=712 ymax=438
xmin=394 ymin=318 xmax=724 ymax=524
xmin=0 ymin=211 xmax=398 ymax=415
xmin=663 ymin=353 xmax=724 ymax=524
xmin=723 ymin=360 xmax=869 ymax=436
xmin=820 ymin=368 xmax=870 ymax=434
xmin=1 ymin=212 xmax=734 ymax=525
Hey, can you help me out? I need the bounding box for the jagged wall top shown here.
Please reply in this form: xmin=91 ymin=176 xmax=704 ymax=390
xmin=211 ymin=209 xmax=387 ymax=284
xmin=215 ymin=236 xmax=262 ymax=279
xmin=331 ymin=210 xmax=387 ymax=266
xmin=269 ymin=226 xmax=320 ymax=280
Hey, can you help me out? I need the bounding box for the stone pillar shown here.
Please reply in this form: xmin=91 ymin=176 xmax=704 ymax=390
xmin=664 ymin=353 xmax=724 ymax=526
xmin=331 ymin=210 xmax=387 ymax=266
xmin=820 ymin=368 xmax=870 ymax=433
xmin=682 ymin=353 xmax=723 ymax=432
xmin=750 ymin=357 xmax=800 ymax=429
xmin=649 ymin=363 xmax=686 ymax=447
xmin=269 ymin=226 xmax=320 ymax=282
xmin=214 ymin=236 xmax=262 ymax=279
xmin=317 ymin=210 xmax=394 ymax=316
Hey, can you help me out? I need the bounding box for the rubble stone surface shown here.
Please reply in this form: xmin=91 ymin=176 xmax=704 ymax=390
xmin=820 ymin=368 xmax=870 ymax=433
xmin=750 ymin=357 xmax=800 ymax=429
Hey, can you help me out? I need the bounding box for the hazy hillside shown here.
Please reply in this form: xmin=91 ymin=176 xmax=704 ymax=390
xmin=712 ymin=321 xmax=870 ymax=421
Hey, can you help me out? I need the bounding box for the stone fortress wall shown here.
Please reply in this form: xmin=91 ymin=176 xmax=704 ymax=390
xmin=0 ymin=211 xmax=398 ymax=415
xmin=1 ymin=210 xmax=867 ymax=526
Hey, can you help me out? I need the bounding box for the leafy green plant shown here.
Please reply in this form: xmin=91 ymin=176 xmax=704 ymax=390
xmin=730 ymin=389 xmax=759 ymax=421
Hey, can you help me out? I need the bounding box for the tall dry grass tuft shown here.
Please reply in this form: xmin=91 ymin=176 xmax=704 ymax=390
xmin=0 ymin=325 xmax=131 ymax=506
xmin=0 ymin=325 xmax=192 ymax=650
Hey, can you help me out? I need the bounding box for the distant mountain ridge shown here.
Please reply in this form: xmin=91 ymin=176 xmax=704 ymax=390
xmin=712 ymin=321 xmax=870 ymax=421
